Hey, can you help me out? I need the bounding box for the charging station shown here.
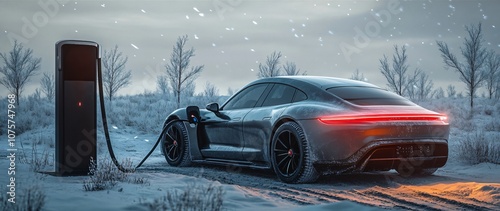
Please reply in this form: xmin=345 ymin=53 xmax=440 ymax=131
xmin=55 ymin=40 xmax=99 ymax=176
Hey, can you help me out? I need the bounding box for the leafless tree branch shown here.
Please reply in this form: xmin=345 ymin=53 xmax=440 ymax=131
xmin=0 ymin=41 xmax=41 ymax=105
xmin=437 ymin=23 xmax=487 ymax=108
xmin=102 ymin=45 xmax=132 ymax=102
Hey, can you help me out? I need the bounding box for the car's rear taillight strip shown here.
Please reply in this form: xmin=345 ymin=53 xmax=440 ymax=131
xmin=318 ymin=114 xmax=448 ymax=124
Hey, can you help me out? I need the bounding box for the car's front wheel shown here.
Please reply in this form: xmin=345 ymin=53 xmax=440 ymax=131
xmin=161 ymin=121 xmax=192 ymax=167
xmin=271 ymin=122 xmax=319 ymax=183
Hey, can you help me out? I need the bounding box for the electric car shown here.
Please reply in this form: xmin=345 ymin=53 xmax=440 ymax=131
xmin=160 ymin=76 xmax=449 ymax=183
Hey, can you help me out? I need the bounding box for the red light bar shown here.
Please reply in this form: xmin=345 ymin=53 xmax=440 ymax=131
xmin=318 ymin=113 xmax=448 ymax=124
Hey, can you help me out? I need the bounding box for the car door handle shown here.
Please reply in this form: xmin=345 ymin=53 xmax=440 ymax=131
xmin=262 ymin=117 xmax=271 ymax=121
xmin=231 ymin=117 xmax=241 ymax=121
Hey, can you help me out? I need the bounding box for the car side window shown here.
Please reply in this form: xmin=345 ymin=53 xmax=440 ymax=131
xmin=261 ymin=84 xmax=296 ymax=107
xmin=292 ymin=89 xmax=307 ymax=102
xmin=222 ymin=84 xmax=268 ymax=110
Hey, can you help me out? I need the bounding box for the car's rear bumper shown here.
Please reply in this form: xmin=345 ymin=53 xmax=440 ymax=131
xmin=297 ymin=118 xmax=449 ymax=174
xmin=313 ymin=139 xmax=448 ymax=175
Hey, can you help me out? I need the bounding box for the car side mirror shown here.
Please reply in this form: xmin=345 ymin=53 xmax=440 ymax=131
xmin=206 ymin=102 xmax=219 ymax=113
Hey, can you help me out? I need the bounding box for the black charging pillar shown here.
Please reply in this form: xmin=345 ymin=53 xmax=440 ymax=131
xmin=55 ymin=40 xmax=99 ymax=176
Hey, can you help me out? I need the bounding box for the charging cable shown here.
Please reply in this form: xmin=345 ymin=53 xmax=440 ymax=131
xmin=97 ymin=58 xmax=181 ymax=172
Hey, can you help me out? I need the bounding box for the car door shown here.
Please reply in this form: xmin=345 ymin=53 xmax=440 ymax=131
xmin=200 ymin=83 xmax=270 ymax=160
xmin=242 ymin=84 xmax=299 ymax=162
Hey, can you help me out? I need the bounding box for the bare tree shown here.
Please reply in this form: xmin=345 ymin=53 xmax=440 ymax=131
xmin=379 ymin=45 xmax=420 ymax=96
xmin=165 ymin=35 xmax=204 ymax=108
xmin=350 ymin=69 xmax=366 ymax=81
xmin=102 ymin=45 xmax=132 ymax=102
xmin=0 ymin=41 xmax=41 ymax=105
xmin=182 ymin=82 xmax=196 ymax=99
xmin=485 ymin=51 xmax=500 ymax=99
xmin=156 ymin=75 xmax=169 ymax=95
xmin=282 ymin=61 xmax=305 ymax=76
xmin=258 ymin=51 xmax=282 ymax=78
xmin=432 ymin=87 xmax=445 ymax=99
xmin=446 ymin=85 xmax=457 ymax=98
xmin=40 ymin=72 xmax=55 ymax=101
xmin=415 ymin=71 xmax=434 ymax=100
xmin=203 ymin=82 xmax=220 ymax=103
xmin=437 ymin=23 xmax=488 ymax=109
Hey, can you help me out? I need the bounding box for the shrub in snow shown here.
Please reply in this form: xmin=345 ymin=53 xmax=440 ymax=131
xmin=19 ymin=141 xmax=51 ymax=172
xmin=83 ymin=158 xmax=132 ymax=191
xmin=12 ymin=95 xmax=54 ymax=134
xmin=0 ymin=185 xmax=46 ymax=211
xmin=82 ymin=158 xmax=150 ymax=191
xmin=140 ymin=182 xmax=224 ymax=211
xmin=458 ymin=131 xmax=500 ymax=165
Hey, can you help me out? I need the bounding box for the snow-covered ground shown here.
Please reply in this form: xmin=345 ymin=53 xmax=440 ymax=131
xmin=1 ymin=97 xmax=499 ymax=210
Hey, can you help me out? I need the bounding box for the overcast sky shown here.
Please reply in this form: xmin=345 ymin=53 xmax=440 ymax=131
xmin=1 ymin=0 xmax=499 ymax=97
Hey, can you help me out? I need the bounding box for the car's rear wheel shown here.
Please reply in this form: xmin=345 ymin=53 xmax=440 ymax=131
xmin=271 ymin=122 xmax=319 ymax=183
xmin=161 ymin=121 xmax=192 ymax=167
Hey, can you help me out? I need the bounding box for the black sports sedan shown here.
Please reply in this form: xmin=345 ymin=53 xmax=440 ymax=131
xmin=160 ymin=76 xmax=449 ymax=183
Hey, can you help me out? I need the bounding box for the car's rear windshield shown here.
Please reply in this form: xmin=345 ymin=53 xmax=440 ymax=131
xmin=326 ymin=86 xmax=414 ymax=106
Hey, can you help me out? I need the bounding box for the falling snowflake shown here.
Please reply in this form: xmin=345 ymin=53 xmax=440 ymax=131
xmin=252 ymin=21 xmax=258 ymax=25
xmin=244 ymin=37 xmax=249 ymax=40
xmin=131 ymin=44 xmax=139 ymax=49
xmin=212 ymin=43 xmax=216 ymax=47
xmin=186 ymin=15 xmax=190 ymax=19
xmin=193 ymin=7 xmax=200 ymax=12
xmin=194 ymin=34 xmax=199 ymax=39
xmin=141 ymin=9 xmax=146 ymax=13
xmin=199 ymin=13 xmax=204 ymax=17
xmin=101 ymin=4 xmax=105 ymax=7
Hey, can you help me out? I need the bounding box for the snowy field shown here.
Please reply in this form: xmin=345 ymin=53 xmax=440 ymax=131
xmin=1 ymin=96 xmax=499 ymax=210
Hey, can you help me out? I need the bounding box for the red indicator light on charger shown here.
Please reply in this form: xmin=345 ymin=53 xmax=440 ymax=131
xmin=78 ymin=101 xmax=82 ymax=107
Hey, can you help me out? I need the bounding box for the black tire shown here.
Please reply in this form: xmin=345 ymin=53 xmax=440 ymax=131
xmin=396 ymin=166 xmax=438 ymax=177
xmin=161 ymin=121 xmax=192 ymax=167
xmin=271 ymin=122 xmax=319 ymax=183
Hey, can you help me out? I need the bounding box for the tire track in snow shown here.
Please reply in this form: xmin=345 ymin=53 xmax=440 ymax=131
xmin=366 ymin=186 xmax=496 ymax=211
xmin=413 ymin=190 xmax=496 ymax=210
xmin=362 ymin=188 xmax=441 ymax=211
xmin=139 ymin=163 xmax=497 ymax=210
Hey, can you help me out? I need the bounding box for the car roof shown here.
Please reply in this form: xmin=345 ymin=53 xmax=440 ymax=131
xmin=250 ymin=76 xmax=379 ymax=89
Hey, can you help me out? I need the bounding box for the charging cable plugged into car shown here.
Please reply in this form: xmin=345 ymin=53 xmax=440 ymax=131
xmin=98 ymin=59 xmax=201 ymax=172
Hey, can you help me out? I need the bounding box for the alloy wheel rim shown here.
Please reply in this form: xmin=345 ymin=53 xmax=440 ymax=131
xmin=164 ymin=125 xmax=181 ymax=162
xmin=274 ymin=130 xmax=301 ymax=177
